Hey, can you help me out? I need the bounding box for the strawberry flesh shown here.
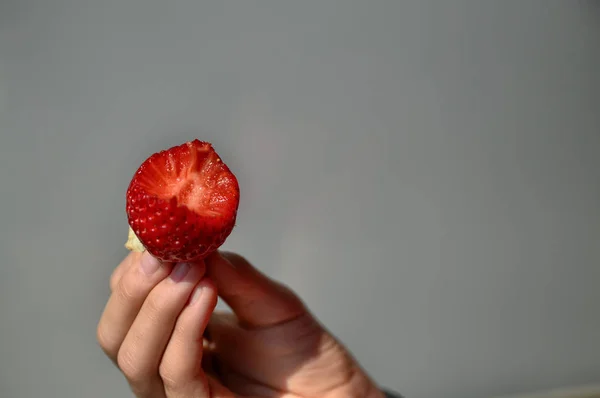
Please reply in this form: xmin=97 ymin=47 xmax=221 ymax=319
xmin=126 ymin=139 xmax=239 ymax=262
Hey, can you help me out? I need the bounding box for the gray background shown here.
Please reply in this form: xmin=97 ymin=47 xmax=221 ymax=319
xmin=0 ymin=1 xmax=599 ymax=398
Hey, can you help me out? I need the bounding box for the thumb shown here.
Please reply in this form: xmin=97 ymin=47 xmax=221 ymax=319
xmin=205 ymin=251 xmax=306 ymax=328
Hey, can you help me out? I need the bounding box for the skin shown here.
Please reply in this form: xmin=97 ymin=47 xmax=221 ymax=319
xmin=97 ymin=250 xmax=385 ymax=398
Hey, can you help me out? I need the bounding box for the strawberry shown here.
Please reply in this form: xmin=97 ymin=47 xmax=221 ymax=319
xmin=125 ymin=139 xmax=240 ymax=262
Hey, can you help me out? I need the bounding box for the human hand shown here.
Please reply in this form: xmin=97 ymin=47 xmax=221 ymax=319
xmin=97 ymin=250 xmax=384 ymax=398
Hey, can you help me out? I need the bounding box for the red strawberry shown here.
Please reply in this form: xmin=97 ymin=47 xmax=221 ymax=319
xmin=126 ymin=139 xmax=240 ymax=262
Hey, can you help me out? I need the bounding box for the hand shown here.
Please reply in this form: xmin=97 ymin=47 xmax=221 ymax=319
xmin=97 ymin=250 xmax=384 ymax=398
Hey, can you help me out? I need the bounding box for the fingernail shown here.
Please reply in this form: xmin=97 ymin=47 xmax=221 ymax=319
xmin=140 ymin=252 xmax=160 ymax=275
xmin=190 ymin=283 xmax=204 ymax=305
xmin=170 ymin=262 xmax=191 ymax=282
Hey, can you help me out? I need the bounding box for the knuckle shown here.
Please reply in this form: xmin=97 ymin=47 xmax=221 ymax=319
xmin=116 ymin=276 xmax=139 ymax=303
xmin=171 ymin=320 xmax=190 ymax=341
xmin=117 ymin=348 xmax=147 ymax=384
xmin=96 ymin=323 xmax=117 ymax=356
xmin=143 ymin=292 xmax=167 ymax=324
xmin=158 ymin=359 xmax=181 ymax=388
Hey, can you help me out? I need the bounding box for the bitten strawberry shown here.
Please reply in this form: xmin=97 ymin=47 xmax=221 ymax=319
xmin=125 ymin=139 xmax=240 ymax=262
